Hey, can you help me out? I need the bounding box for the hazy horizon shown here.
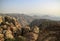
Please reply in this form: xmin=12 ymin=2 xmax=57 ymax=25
xmin=0 ymin=0 xmax=60 ymax=17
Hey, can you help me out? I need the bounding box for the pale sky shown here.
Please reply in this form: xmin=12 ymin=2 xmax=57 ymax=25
xmin=0 ymin=0 xmax=60 ymax=16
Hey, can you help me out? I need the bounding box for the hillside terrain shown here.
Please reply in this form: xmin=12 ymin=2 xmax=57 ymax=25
xmin=30 ymin=19 xmax=60 ymax=41
xmin=0 ymin=14 xmax=60 ymax=41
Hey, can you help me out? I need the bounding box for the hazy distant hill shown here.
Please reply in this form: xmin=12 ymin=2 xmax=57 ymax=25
xmin=33 ymin=15 xmax=60 ymax=21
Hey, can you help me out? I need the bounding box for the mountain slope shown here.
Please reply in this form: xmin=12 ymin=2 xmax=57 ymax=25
xmin=30 ymin=19 xmax=60 ymax=41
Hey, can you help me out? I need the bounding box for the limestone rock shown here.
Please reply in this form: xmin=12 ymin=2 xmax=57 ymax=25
xmin=0 ymin=34 xmax=4 ymax=41
xmin=5 ymin=29 xmax=14 ymax=39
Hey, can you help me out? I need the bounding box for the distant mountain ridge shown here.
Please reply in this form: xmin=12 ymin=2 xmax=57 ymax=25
xmin=33 ymin=15 xmax=60 ymax=21
xmin=0 ymin=13 xmax=60 ymax=27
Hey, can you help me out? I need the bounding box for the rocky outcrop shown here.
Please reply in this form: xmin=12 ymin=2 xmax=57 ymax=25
xmin=0 ymin=16 xmax=39 ymax=41
xmin=0 ymin=16 xmax=22 ymax=41
xmin=23 ymin=26 xmax=39 ymax=41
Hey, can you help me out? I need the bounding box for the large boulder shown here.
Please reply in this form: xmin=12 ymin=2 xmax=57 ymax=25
xmin=5 ymin=29 xmax=14 ymax=39
xmin=31 ymin=26 xmax=39 ymax=34
xmin=0 ymin=34 xmax=4 ymax=41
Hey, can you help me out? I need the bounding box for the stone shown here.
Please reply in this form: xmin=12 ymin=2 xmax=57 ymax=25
xmin=0 ymin=34 xmax=4 ymax=41
xmin=5 ymin=29 xmax=14 ymax=39
xmin=31 ymin=26 xmax=39 ymax=34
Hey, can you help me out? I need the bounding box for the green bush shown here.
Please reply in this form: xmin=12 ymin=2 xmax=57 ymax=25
xmin=15 ymin=36 xmax=27 ymax=41
xmin=5 ymin=38 xmax=15 ymax=41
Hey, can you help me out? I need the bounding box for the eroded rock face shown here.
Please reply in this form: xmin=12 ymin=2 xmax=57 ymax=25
xmin=0 ymin=16 xmax=22 ymax=41
xmin=24 ymin=26 xmax=39 ymax=41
